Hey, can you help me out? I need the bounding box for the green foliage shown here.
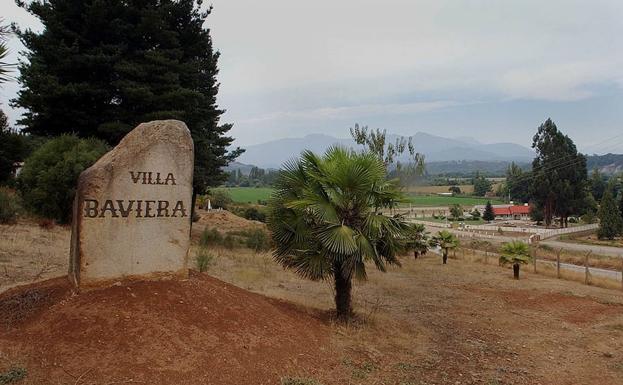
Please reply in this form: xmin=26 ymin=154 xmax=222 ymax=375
xmin=431 ymin=230 xmax=458 ymax=264
xmin=17 ymin=135 xmax=108 ymax=223
xmin=449 ymin=204 xmax=463 ymax=220
xmin=448 ymin=185 xmax=461 ymax=195
xmin=242 ymin=206 xmax=267 ymax=222
xmin=530 ymin=119 xmax=588 ymax=227
xmin=597 ymin=185 xmax=623 ymax=240
xmin=268 ymin=147 xmax=408 ymax=318
xmin=0 ymin=366 xmax=27 ymax=385
xmin=13 ymin=0 xmax=242 ymax=193
xmin=223 ymin=234 xmax=236 ymax=249
xmin=195 ymin=248 xmax=214 ymax=272
xmin=0 ymin=188 xmax=19 ymax=224
xmin=0 ymin=111 xmax=30 ymax=184
xmin=199 ymin=227 xmax=222 ymax=247
xmin=499 ymin=241 xmax=531 ymax=265
xmin=483 ymin=201 xmax=495 ymax=221
xmin=590 ymin=169 xmax=607 ymax=202
xmin=245 ymin=228 xmax=270 ymax=252
xmin=504 ymin=162 xmax=531 ymax=203
xmin=209 ymin=190 xmax=233 ymax=210
xmin=0 ymin=21 xmax=12 ymax=84
xmin=470 ymin=208 xmax=481 ymax=219
xmin=350 ymin=123 xmax=424 ymax=175
xmin=472 ymin=172 xmax=492 ymax=196
xmin=405 ymin=223 xmax=430 ymax=257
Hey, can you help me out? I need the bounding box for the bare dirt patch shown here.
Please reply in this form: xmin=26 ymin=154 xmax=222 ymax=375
xmin=0 ymin=273 xmax=340 ymax=385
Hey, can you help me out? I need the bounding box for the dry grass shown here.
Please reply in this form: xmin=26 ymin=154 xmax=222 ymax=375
xmin=4 ymin=215 xmax=623 ymax=384
xmin=0 ymin=221 xmax=69 ymax=291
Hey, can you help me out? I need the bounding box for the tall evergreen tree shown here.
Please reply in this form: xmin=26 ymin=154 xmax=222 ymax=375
xmin=505 ymin=162 xmax=531 ymax=203
xmin=13 ymin=0 xmax=242 ymax=195
xmin=597 ymin=185 xmax=623 ymax=240
xmin=530 ymin=119 xmax=587 ymax=227
xmin=483 ymin=201 xmax=495 ymax=222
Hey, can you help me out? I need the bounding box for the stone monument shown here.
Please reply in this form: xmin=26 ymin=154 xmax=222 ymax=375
xmin=69 ymin=120 xmax=194 ymax=287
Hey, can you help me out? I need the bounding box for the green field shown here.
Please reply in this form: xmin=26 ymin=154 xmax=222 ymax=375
xmin=215 ymin=187 xmax=503 ymax=207
xmin=403 ymin=194 xmax=504 ymax=207
xmin=214 ymin=187 xmax=274 ymax=203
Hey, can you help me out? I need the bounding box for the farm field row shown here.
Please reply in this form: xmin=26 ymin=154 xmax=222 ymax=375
xmin=214 ymin=187 xmax=505 ymax=207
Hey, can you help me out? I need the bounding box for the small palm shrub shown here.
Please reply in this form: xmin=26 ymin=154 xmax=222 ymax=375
xmin=405 ymin=223 xmax=430 ymax=259
xmin=499 ymin=241 xmax=531 ymax=279
xmin=268 ymin=147 xmax=408 ymax=319
xmin=431 ymin=230 xmax=459 ymax=264
xmin=200 ymin=227 xmax=222 ymax=247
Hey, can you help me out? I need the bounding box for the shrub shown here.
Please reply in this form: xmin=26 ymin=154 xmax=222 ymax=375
xmin=195 ymin=248 xmax=214 ymax=272
xmin=0 ymin=366 xmax=27 ymax=385
xmin=223 ymin=234 xmax=236 ymax=249
xmin=17 ymin=134 xmax=108 ymax=223
xmin=200 ymin=227 xmax=222 ymax=247
xmin=210 ymin=190 xmax=233 ymax=210
xmin=0 ymin=188 xmax=19 ymax=224
xmin=245 ymin=228 xmax=270 ymax=252
xmin=243 ymin=207 xmax=267 ymax=222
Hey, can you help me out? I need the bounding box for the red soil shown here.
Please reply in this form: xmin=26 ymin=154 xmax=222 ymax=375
xmin=0 ymin=273 xmax=336 ymax=385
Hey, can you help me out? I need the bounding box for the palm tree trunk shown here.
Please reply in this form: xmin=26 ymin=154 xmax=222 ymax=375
xmin=442 ymin=250 xmax=448 ymax=264
xmin=333 ymin=263 xmax=352 ymax=320
xmin=513 ymin=263 xmax=520 ymax=279
xmin=414 ymin=251 xmax=419 ymax=259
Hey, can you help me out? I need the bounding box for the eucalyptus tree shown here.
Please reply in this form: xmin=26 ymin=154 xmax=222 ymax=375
xmin=268 ymin=147 xmax=409 ymax=320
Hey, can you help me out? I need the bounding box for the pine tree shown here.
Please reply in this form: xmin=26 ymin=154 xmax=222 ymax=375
xmin=597 ymin=186 xmax=623 ymax=240
xmin=483 ymin=201 xmax=495 ymax=222
xmin=13 ymin=0 xmax=242 ymax=194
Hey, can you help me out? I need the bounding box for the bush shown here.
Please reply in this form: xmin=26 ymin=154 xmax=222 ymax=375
xmin=245 ymin=228 xmax=271 ymax=252
xmin=210 ymin=190 xmax=233 ymax=210
xmin=243 ymin=207 xmax=267 ymax=222
xmin=195 ymin=248 xmax=214 ymax=272
xmin=0 ymin=188 xmax=19 ymax=224
xmin=223 ymin=234 xmax=236 ymax=249
xmin=200 ymin=227 xmax=222 ymax=247
xmin=17 ymin=135 xmax=108 ymax=223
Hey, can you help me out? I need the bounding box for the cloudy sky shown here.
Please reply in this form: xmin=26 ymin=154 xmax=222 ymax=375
xmin=2 ymin=0 xmax=623 ymax=153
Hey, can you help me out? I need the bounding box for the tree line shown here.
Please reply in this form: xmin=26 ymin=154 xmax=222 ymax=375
xmin=0 ymin=1 xmax=241 ymax=223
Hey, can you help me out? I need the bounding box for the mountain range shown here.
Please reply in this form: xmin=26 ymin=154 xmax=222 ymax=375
xmin=236 ymin=132 xmax=535 ymax=169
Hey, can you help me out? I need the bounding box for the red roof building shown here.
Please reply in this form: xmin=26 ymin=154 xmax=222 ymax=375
xmin=492 ymin=205 xmax=530 ymax=219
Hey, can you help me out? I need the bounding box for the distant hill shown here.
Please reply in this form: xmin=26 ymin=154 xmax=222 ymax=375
xmin=236 ymin=132 xmax=534 ymax=169
xmin=586 ymin=153 xmax=623 ymax=174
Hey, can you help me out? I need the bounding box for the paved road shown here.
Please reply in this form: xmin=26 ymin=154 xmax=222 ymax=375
xmin=541 ymin=239 xmax=623 ymax=258
xmin=538 ymin=259 xmax=622 ymax=281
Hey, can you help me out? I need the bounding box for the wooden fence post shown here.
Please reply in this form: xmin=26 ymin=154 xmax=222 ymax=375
xmin=556 ymin=248 xmax=562 ymax=279
xmin=584 ymin=251 xmax=592 ymax=285
xmin=533 ymin=243 xmax=538 ymax=273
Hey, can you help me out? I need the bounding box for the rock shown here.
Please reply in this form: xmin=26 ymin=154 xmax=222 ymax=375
xmin=69 ymin=120 xmax=194 ymax=287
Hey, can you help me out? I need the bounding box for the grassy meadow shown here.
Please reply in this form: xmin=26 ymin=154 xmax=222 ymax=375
xmin=213 ymin=187 xmax=274 ymax=203
xmin=215 ymin=187 xmax=505 ymax=207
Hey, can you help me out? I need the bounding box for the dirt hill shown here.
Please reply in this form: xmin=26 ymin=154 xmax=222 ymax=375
xmin=0 ymin=273 xmax=336 ymax=385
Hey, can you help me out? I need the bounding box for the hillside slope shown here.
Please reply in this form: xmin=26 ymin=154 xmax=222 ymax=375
xmin=0 ymin=274 xmax=335 ymax=385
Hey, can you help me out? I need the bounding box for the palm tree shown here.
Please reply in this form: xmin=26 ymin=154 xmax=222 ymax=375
xmin=268 ymin=147 xmax=408 ymax=320
xmin=432 ymin=230 xmax=458 ymax=264
xmin=499 ymin=241 xmax=531 ymax=279
xmin=405 ymin=223 xmax=430 ymax=259
xmin=0 ymin=20 xmax=12 ymax=84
